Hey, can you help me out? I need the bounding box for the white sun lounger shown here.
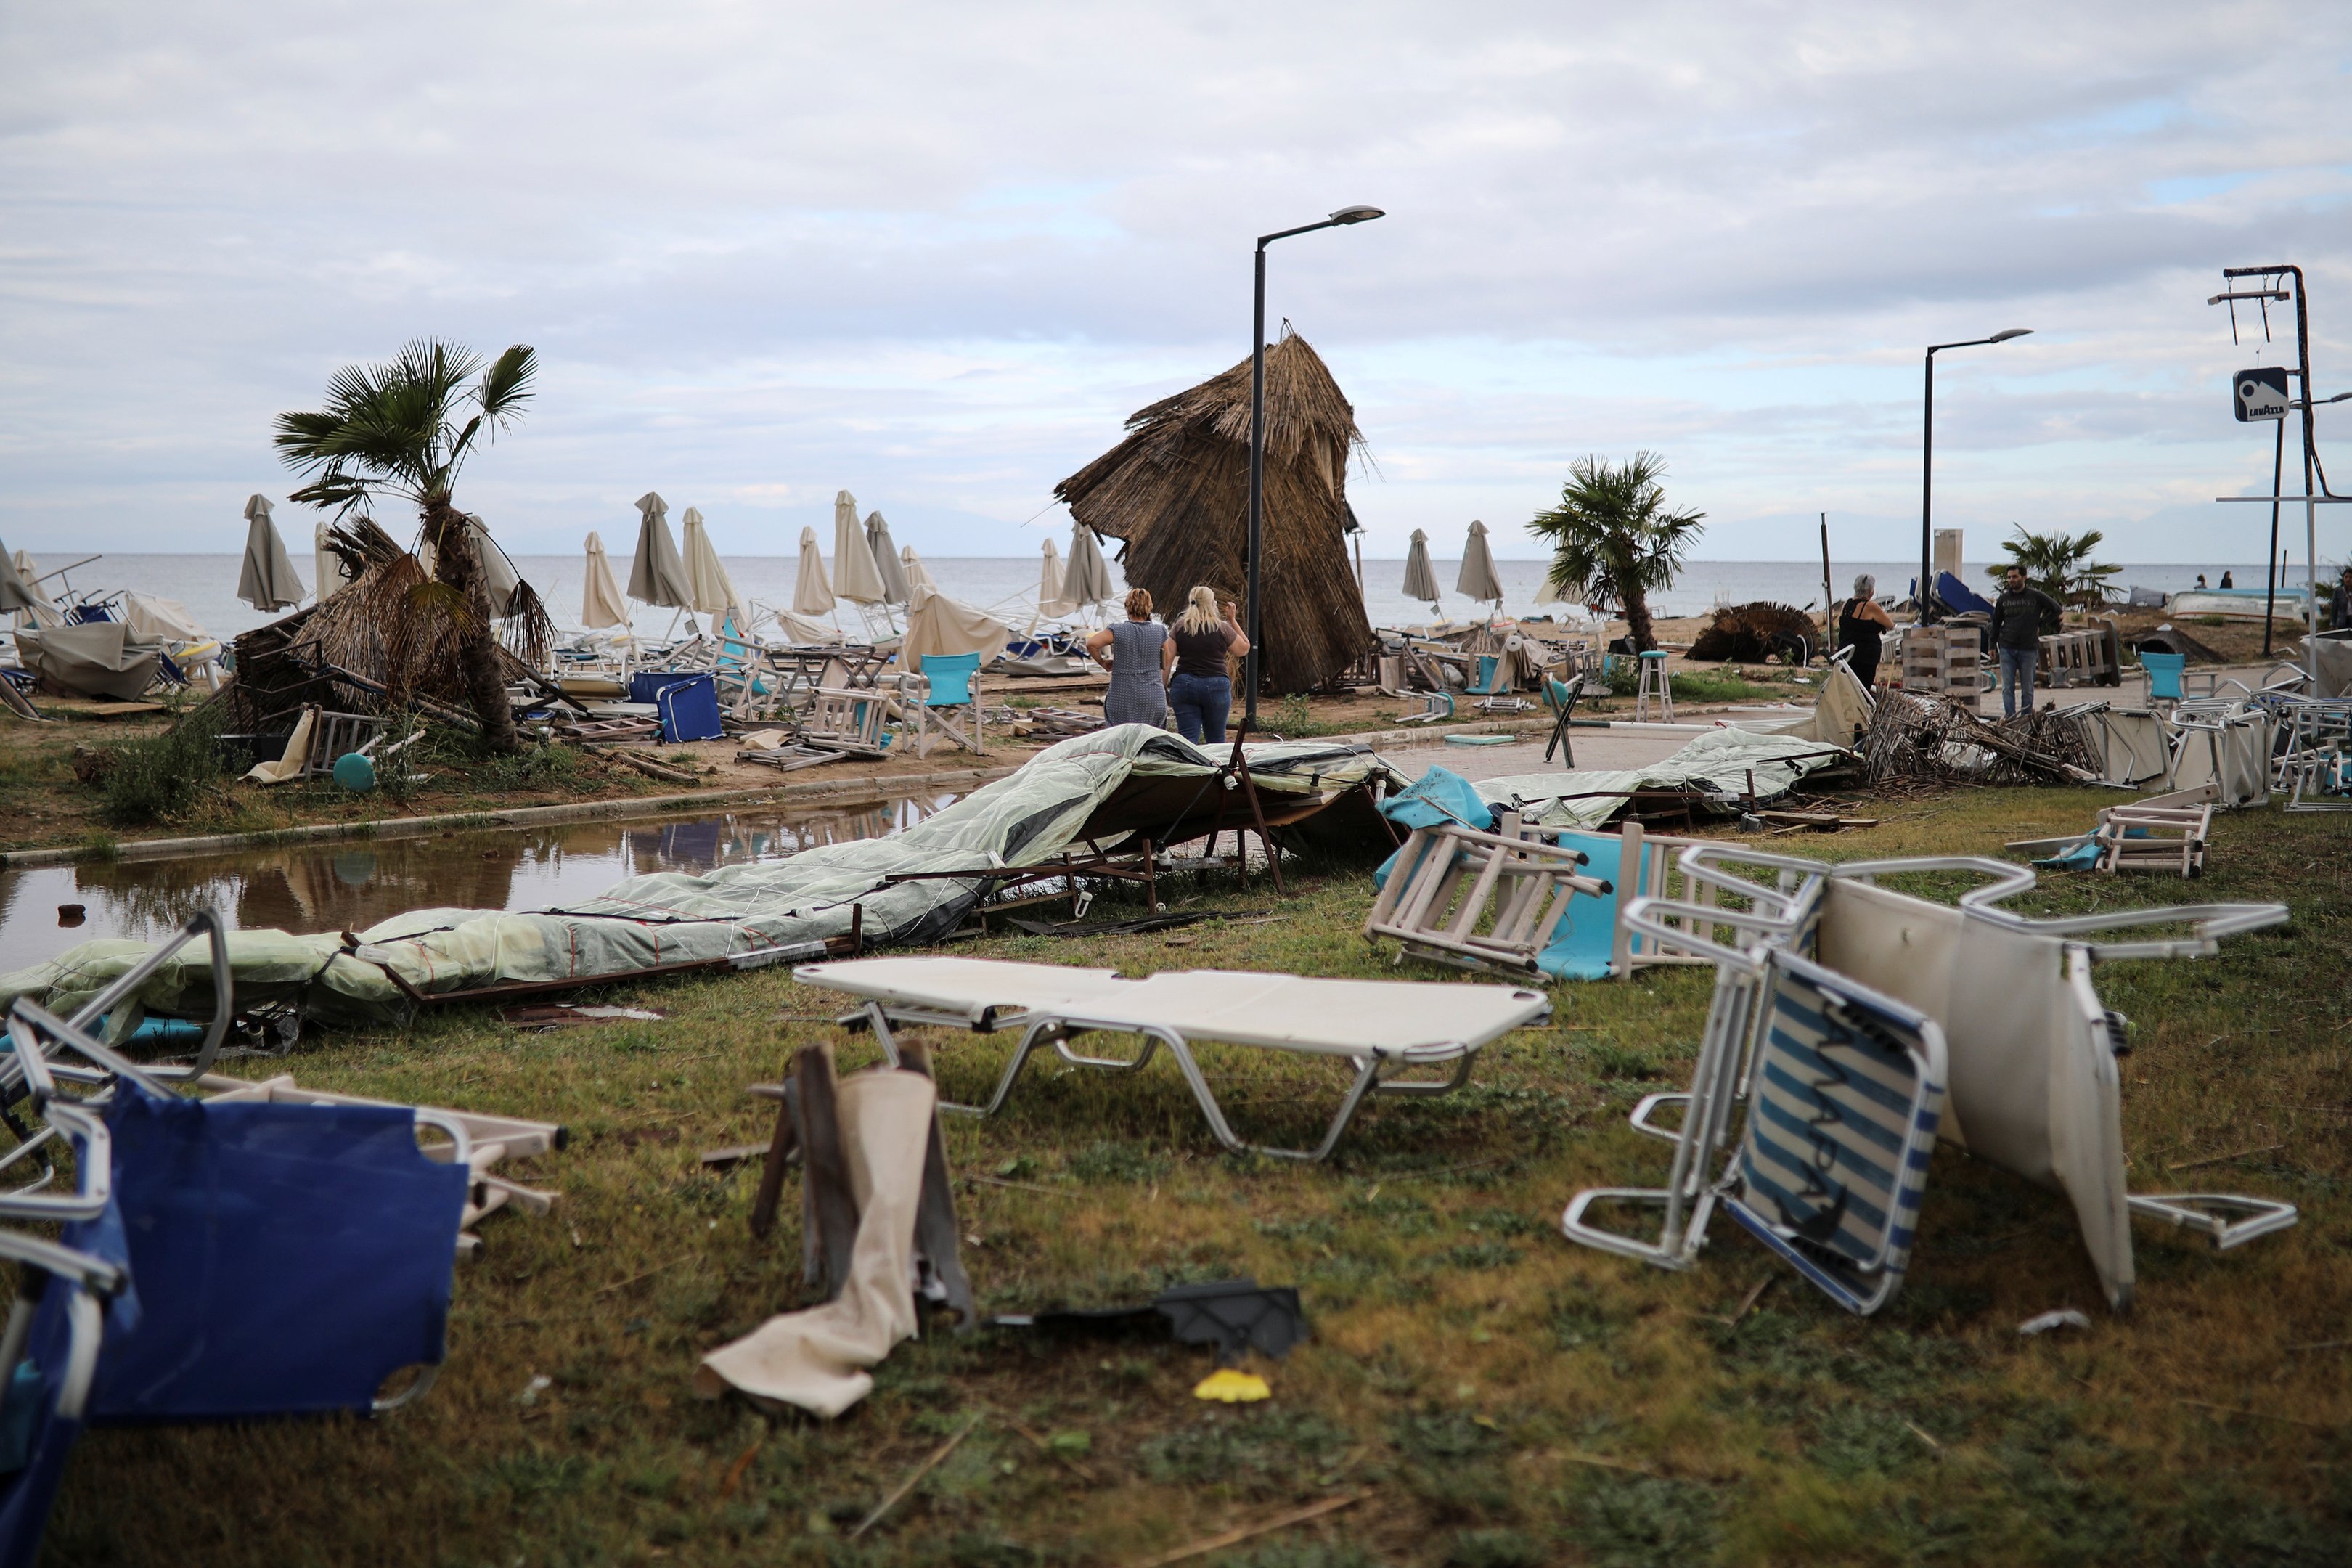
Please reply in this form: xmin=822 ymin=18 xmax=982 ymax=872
xmin=792 ymin=957 xmax=1551 ymax=1161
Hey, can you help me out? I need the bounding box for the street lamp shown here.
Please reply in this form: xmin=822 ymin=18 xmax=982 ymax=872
xmin=1920 ymin=327 xmax=2031 ymax=622
xmin=1242 ymin=204 xmax=1385 ymax=735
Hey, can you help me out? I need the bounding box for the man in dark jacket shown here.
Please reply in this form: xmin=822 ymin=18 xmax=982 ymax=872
xmin=2332 ymin=566 xmax=2352 ymax=632
xmin=1988 ymin=566 xmax=2062 ymax=718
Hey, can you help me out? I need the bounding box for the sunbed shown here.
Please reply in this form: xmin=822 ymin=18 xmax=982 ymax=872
xmin=792 ymin=957 xmax=1551 ymax=1161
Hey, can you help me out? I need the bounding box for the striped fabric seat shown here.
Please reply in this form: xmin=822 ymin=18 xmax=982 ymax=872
xmin=1725 ymin=951 xmax=1945 ymax=1313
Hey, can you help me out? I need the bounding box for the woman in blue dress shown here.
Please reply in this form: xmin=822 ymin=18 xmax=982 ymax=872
xmin=1086 ymin=588 xmax=1174 ymax=728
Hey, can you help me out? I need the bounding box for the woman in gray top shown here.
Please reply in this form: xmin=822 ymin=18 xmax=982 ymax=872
xmin=1087 ymin=587 xmax=1175 ymax=727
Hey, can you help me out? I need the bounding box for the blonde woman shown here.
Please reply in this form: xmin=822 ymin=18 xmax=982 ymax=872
xmin=1086 ymin=587 xmax=1174 ymax=728
xmin=1166 ymin=585 xmax=1250 ymax=744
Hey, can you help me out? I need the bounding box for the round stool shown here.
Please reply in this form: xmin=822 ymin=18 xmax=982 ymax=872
xmin=1635 ymin=650 xmax=1674 ymax=723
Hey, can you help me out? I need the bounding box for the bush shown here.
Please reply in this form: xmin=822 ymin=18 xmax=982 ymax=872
xmin=97 ymin=707 xmax=226 ymax=825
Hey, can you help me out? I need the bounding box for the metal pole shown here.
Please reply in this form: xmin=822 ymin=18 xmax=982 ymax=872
xmin=1244 ymin=242 xmax=1267 ymax=736
xmin=2263 ymin=412 xmax=2284 ymax=657
xmin=1920 ymin=351 xmax=1936 ymax=625
xmin=1818 ymin=513 xmax=1833 ymax=648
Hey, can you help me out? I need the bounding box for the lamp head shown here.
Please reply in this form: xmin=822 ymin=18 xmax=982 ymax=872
xmin=1328 ymin=205 xmax=1386 ymax=224
xmin=1988 ymin=327 xmax=2033 ymax=343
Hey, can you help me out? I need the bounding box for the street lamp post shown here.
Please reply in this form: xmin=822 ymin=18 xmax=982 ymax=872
xmin=1920 ymin=327 xmax=2031 ymax=622
xmin=1242 ymin=204 xmax=1384 ymax=735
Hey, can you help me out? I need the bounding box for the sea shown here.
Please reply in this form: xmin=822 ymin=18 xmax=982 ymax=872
xmin=16 ymin=553 xmax=2293 ymax=645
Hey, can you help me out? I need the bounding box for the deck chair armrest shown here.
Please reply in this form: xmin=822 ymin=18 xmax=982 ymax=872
xmin=1622 ymin=894 xmax=1791 ymax=970
xmin=1959 ymin=900 xmax=2289 ymax=959
xmin=2128 ymin=1193 xmax=2298 ymax=1249
xmin=1628 ymin=1091 xmax=1689 ymax=1143
xmin=1833 ymin=855 xmax=2040 ymax=907
xmin=1669 ymin=844 xmax=1832 ymax=920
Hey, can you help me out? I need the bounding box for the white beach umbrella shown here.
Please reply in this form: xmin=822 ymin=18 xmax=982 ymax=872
xmin=581 ymin=531 xmax=629 ymax=630
xmin=678 ymin=506 xmax=741 ymax=615
xmin=1456 ymin=519 xmax=1504 ymax=610
xmin=1401 ymin=528 xmax=1442 ymax=610
xmin=237 ymin=494 xmax=306 ymax=612
xmin=1534 ymin=562 xmax=1571 ymax=606
xmin=311 ymin=520 xmax=351 ymax=602
xmin=830 ymin=489 xmax=887 ymax=606
xmin=865 ymin=512 xmax=911 ymax=603
xmin=1063 ymin=523 xmax=1115 ymax=611
xmin=793 ymin=526 xmax=836 ymax=618
xmin=466 ymin=515 xmax=524 ymax=614
xmin=902 ymin=581 xmax=1010 ymax=672
xmin=0 ymin=539 xmax=37 ymax=616
xmin=899 ymin=545 xmax=937 ymax=592
xmin=769 ymin=605 xmax=841 ymax=644
xmin=626 ymin=491 xmax=692 ymax=609
xmin=1037 ymin=537 xmax=1076 ymax=617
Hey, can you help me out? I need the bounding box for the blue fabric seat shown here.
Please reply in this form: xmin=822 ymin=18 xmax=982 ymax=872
xmin=2139 ymin=651 xmax=2186 ymax=704
xmin=655 ymin=673 xmax=724 ymax=743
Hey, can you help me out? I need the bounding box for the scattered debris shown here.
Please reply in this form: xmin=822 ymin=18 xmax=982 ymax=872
xmin=1193 ymin=1368 xmax=1272 ymax=1402
xmin=2017 ymin=1309 xmax=2092 ymax=1336
xmin=849 ymin=1413 xmax=982 ymax=1540
xmin=500 ymin=1003 xmax=667 ymax=1029
xmin=1861 ymin=687 xmax=2102 ymax=786
xmin=1686 ymin=601 xmax=1818 ymax=664
xmin=988 ymin=1278 xmax=1308 ymax=1362
xmin=1124 ymin=1493 xmax=1362 ymax=1568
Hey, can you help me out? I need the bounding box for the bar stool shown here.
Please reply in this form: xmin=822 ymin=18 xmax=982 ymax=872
xmin=1635 ymin=650 xmax=1674 ymax=722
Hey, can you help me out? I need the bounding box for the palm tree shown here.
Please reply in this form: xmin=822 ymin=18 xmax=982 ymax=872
xmin=1986 ymin=525 xmax=2120 ymax=608
xmin=274 ymin=340 xmax=538 ymax=751
xmin=1527 ymin=452 xmax=1706 ymax=653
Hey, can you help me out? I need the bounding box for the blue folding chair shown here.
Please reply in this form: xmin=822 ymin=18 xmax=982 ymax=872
xmin=655 ymin=673 xmax=724 ymax=743
xmin=899 ymin=651 xmax=984 ymax=757
xmin=0 ymin=997 xmax=471 ymax=1564
xmin=2139 ymin=651 xmax=2186 ymax=708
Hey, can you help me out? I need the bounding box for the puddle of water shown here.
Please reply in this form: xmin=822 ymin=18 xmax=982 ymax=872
xmin=0 ymin=793 xmax=956 ymax=971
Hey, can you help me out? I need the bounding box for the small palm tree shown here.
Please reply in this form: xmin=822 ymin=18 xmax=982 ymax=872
xmin=1527 ymin=452 xmax=1706 ymax=653
xmin=275 ymin=340 xmax=537 ymax=751
xmin=1986 ymin=525 xmax=2120 ymax=608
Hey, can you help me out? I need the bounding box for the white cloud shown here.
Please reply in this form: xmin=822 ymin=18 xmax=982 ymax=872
xmin=0 ymin=0 xmax=2346 ymax=564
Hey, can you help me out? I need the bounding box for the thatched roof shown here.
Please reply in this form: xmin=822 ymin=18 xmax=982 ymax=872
xmin=1054 ymin=328 xmax=1373 ymax=693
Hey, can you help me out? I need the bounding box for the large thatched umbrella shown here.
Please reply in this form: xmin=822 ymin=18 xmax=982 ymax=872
xmin=1054 ymin=329 xmax=1372 ymax=693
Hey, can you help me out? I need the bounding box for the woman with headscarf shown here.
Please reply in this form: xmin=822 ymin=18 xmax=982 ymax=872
xmin=1166 ymin=584 xmax=1250 ymax=744
xmin=1085 ymin=587 xmax=1173 ymax=729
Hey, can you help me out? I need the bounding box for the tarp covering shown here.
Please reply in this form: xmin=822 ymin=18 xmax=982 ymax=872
xmin=1474 ymin=727 xmax=1850 ymax=831
xmin=12 ymin=622 xmax=163 ymax=700
xmin=1 ymin=728 xmax=1399 ymax=1026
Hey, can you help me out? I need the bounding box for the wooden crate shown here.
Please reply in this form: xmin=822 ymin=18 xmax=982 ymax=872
xmin=1900 ymin=625 xmax=1984 ymax=697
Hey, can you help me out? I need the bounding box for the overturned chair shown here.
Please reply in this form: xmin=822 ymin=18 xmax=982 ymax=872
xmin=792 ymin=957 xmax=1551 ymax=1162
xmin=1563 ymin=846 xmax=2293 ymax=1315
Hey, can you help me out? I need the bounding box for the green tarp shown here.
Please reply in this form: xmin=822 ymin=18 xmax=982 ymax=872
xmin=1 ymin=727 xmax=1398 ymax=1026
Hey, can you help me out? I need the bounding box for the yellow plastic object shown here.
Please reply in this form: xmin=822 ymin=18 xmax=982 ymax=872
xmin=1192 ymin=1368 xmax=1271 ymax=1403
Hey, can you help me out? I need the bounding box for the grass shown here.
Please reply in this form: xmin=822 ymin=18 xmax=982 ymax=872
xmin=36 ymin=788 xmax=2352 ymax=1564
xmin=94 ymin=701 xmax=228 ymax=825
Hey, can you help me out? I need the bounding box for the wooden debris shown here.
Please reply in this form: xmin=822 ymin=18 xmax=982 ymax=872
xmin=849 ymin=1414 xmax=981 ymax=1540
xmin=1124 ymin=1492 xmax=1363 ymax=1568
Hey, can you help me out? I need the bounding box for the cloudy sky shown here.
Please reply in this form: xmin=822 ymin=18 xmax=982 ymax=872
xmin=3 ymin=1 xmax=2348 ymax=565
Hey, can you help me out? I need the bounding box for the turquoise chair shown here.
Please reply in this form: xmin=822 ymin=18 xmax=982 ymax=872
xmin=904 ymin=652 xmax=984 ymax=757
xmin=2139 ymin=651 xmax=2186 ymax=707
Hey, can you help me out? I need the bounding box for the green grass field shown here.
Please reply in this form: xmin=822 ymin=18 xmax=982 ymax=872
xmin=43 ymin=788 xmax=2352 ymax=1567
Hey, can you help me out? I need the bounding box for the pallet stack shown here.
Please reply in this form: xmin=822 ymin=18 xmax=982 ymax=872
xmin=1900 ymin=624 xmax=1985 ymax=700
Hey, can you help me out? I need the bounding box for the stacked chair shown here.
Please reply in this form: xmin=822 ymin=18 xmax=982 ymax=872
xmin=1564 ymin=846 xmax=2295 ymax=1315
xmin=0 ymin=911 xmax=516 ymax=1565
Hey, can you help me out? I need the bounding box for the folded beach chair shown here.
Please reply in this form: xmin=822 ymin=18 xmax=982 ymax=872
xmin=1541 ymin=675 xmax=1581 ymax=766
xmin=1565 ymin=846 xmax=2292 ymax=1313
xmin=0 ymin=1004 xmax=471 ymax=1566
xmin=1363 ymin=812 xmax=1615 ymax=979
xmin=792 ymin=957 xmax=1551 ymax=1161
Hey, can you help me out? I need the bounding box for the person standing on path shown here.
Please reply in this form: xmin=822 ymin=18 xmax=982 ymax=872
xmin=2330 ymin=566 xmax=2352 ymax=632
xmin=1166 ymin=585 xmax=1250 ymax=744
xmin=1988 ymin=565 xmax=2062 ymax=719
xmin=1834 ymin=573 xmax=1893 ymax=689
xmin=1087 ymin=587 xmax=1173 ymax=729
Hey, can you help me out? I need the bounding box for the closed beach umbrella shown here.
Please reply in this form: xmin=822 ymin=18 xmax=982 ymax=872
xmin=865 ymin=512 xmax=910 ymax=603
xmin=830 ymin=490 xmax=887 ymax=605
xmin=626 ymin=491 xmax=692 ymax=608
xmin=793 ymin=526 xmax=835 ymax=618
xmin=581 ymin=531 xmax=629 ymax=629
xmin=312 ymin=520 xmax=350 ymax=603
xmin=237 ymin=494 xmax=306 ymax=612
xmin=1063 ymin=522 xmax=1114 ymax=611
xmin=678 ymin=506 xmax=740 ymax=614
xmin=899 ymin=545 xmax=936 ymax=592
xmin=1534 ymin=565 xmax=1570 ymax=606
xmin=902 ymin=581 xmax=1010 ymax=672
xmin=1037 ymin=537 xmax=1074 ymax=617
xmin=467 ymin=515 xmax=524 ymax=615
xmin=1456 ymin=519 xmax=1504 ymax=609
xmin=1402 ymin=528 xmax=1442 ymax=609
xmin=0 ymin=539 xmax=36 ymax=615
